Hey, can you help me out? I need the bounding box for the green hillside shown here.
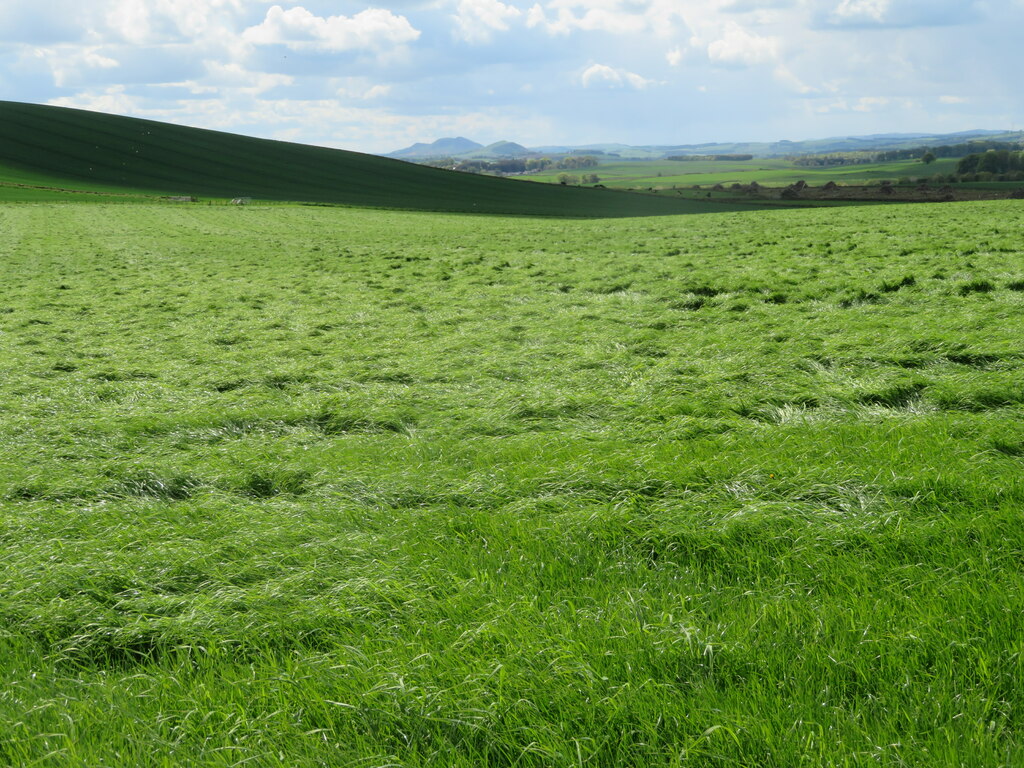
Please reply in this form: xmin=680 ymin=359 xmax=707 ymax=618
xmin=0 ymin=101 xmax=756 ymax=217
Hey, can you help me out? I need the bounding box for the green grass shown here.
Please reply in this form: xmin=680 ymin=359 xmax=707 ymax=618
xmin=0 ymin=101 xmax=764 ymax=217
xmin=2 ymin=200 xmax=1024 ymax=766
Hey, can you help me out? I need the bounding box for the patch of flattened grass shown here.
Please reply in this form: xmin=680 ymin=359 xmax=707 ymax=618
xmin=945 ymin=351 xmax=1003 ymax=367
xmin=879 ymin=275 xmax=916 ymax=293
xmin=958 ymin=279 xmax=996 ymax=295
xmin=838 ymin=288 xmax=880 ymax=308
xmin=991 ymin=438 xmax=1024 ymax=457
xmin=669 ymin=296 xmax=706 ymax=311
xmin=235 ymin=468 xmax=312 ymax=498
xmin=111 ymin=470 xmax=203 ymax=501
xmin=857 ymin=379 xmax=928 ymax=408
xmin=303 ymin=410 xmax=414 ymax=436
xmin=933 ymin=384 xmax=1024 ymax=411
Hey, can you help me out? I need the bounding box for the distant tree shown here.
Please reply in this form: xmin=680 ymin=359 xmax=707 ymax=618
xmin=921 ymin=151 xmax=936 ymax=165
xmin=958 ymin=149 xmax=1023 ymax=176
xmin=555 ymin=156 xmax=599 ymax=170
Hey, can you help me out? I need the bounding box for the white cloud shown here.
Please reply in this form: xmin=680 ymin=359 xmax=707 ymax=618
xmin=818 ymin=0 xmax=983 ymax=28
xmin=832 ymin=0 xmax=889 ymax=23
xmin=812 ymin=95 xmax=917 ymax=114
xmin=706 ymin=21 xmax=779 ymax=65
xmin=939 ymin=95 xmax=968 ymax=104
xmin=852 ymin=95 xmax=890 ymax=111
xmin=580 ymin=63 xmax=653 ymax=89
xmin=334 ymin=78 xmax=393 ymax=100
xmin=203 ymin=61 xmax=293 ymax=95
xmin=243 ymin=5 xmax=420 ymax=53
xmin=719 ymin=0 xmax=796 ymax=10
xmin=667 ymin=46 xmax=684 ymax=66
xmin=527 ymin=0 xmax=685 ymax=36
xmin=453 ymin=0 xmax=522 ymax=43
xmin=31 ymin=45 xmax=119 ymax=87
xmin=50 ymin=84 xmax=138 ymax=114
xmin=773 ymin=64 xmax=816 ymax=94
xmin=104 ymin=0 xmax=249 ymax=45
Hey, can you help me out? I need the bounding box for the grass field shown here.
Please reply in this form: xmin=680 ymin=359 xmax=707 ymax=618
xmin=2 ymin=199 xmax=1023 ymax=766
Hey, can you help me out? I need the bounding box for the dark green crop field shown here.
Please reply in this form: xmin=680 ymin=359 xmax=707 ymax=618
xmin=0 ymin=101 xmax=758 ymax=217
xmin=2 ymin=200 xmax=1024 ymax=766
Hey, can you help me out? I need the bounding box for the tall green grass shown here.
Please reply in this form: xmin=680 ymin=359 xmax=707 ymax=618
xmin=1 ymin=200 xmax=1023 ymax=766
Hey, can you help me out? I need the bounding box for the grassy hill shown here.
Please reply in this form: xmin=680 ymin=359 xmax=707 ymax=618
xmin=0 ymin=101 xmax=756 ymax=217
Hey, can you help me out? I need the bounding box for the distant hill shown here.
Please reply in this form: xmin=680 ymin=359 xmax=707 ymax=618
xmin=391 ymin=130 xmax=1024 ymax=161
xmin=458 ymin=141 xmax=532 ymax=160
xmin=0 ymin=101 xmax=755 ymax=217
xmin=388 ymin=137 xmax=482 ymax=159
xmin=390 ymin=138 xmax=531 ymax=160
xmin=480 ymin=141 xmax=530 ymax=157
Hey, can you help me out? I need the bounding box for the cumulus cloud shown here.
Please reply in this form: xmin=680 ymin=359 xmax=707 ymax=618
xmin=817 ymin=0 xmax=982 ymax=28
xmin=812 ymin=95 xmax=917 ymax=114
xmin=580 ymin=63 xmax=653 ymax=89
xmin=832 ymin=0 xmax=889 ymax=23
xmin=50 ymin=84 xmax=140 ymax=114
xmin=852 ymin=95 xmax=890 ymax=111
xmin=705 ymin=22 xmax=779 ymax=65
xmin=31 ymin=45 xmax=119 ymax=87
xmin=104 ymin=0 xmax=249 ymax=45
xmin=333 ymin=77 xmax=393 ymax=100
xmin=203 ymin=61 xmax=293 ymax=95
xmin=527 ymin=0 xmax=684 ymax=36
xmin=243 ymin=5 xmax=420 ymax=52
xmin=719 ymin=0 xmax=796 ymax=10
xmin=453 ymin=0 xmax=522 ymax=43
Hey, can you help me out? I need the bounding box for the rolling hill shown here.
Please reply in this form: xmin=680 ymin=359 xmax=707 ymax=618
xmin=0 ymin=101 xmax=751 ymax=217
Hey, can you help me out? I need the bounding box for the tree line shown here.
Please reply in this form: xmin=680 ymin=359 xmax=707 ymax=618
xmin=792 ymin=140 xmax=1023 ymax=168
xmin=876 ymin=140 xmax=1021 ymax=163
xmin=955 ymin=149 xmax=1024 ymax=176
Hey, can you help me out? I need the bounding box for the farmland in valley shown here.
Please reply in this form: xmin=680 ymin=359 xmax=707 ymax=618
xmin=2 ymin=197 xmax=1023 ymax=766
xmin=520 ymin=156 xmax=962 ymax=189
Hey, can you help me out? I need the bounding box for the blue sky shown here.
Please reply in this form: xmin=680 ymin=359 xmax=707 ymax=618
xmin=2 ymin=0 xmax=1022 ymax=154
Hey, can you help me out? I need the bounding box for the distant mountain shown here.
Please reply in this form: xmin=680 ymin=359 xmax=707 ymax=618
xmin=388 ymin=129 xmax=1023 ymax=161
xmin=389 ymin=137 xmax=482 ymax=159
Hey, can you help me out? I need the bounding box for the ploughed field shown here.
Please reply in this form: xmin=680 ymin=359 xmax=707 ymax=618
xmin=2 ymin=201 xmax=1023 ymax=766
